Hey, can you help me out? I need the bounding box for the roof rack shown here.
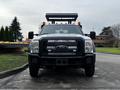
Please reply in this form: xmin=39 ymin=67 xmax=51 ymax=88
xmin=46 ymin=13 xmax=78 ymax=24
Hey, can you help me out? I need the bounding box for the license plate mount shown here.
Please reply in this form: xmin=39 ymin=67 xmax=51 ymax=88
xmin=56 ymin=59 xmax=68 ymax=65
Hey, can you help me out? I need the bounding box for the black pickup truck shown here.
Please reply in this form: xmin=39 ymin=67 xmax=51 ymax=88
xmin=28 ymin=13 xmax=96 ymax=78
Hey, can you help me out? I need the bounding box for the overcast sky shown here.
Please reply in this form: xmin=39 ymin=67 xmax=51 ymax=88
xmin=0 ymin=0 xmax=120 ymax=38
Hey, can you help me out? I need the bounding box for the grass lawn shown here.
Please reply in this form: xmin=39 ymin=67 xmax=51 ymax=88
xmin=96 ymin=47 xmax=120 ymax=54
xmin=0 ymin=53 xmax=27 ymax=72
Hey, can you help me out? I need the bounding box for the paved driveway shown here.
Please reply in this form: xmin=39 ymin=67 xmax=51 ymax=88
xmin=0 ymin=53 xmax=120 ymax=89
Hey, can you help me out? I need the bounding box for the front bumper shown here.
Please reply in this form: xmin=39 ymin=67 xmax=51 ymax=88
xmin=28 ymin=53 xmax=96 ymax=67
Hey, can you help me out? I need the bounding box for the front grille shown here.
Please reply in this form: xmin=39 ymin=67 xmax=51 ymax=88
xmin=39 ymin=38 xmax=84 ymax=56
xmin=47 ymin=40 xmax=77 ymax=56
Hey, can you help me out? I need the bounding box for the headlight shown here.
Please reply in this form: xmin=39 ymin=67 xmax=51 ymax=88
xmin=30 ymin=40 xmax=39 ymax=53
xmin=85 ymin=39 xmax=93 ymax=53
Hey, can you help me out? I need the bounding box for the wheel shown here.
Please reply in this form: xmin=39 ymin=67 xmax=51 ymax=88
xmin=29 ymin=65 xmax=39 ymax=78
xmin=85 ymin=65 xmax=95 ymax=77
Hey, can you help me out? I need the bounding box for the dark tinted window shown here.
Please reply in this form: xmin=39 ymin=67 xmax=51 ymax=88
xmin=40 ymin=25 xmax=83 ymax=35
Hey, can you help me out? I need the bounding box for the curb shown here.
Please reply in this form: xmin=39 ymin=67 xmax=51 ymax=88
xmin=96 ymin=52 xmax=120 ymax=55
xmin=0 ymin=63 xmax=28 ymax=79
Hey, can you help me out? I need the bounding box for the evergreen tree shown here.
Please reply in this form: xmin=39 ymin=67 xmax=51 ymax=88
xmin=1 ymin=26 xmax=5 ymax=41
xmin=17 ymin=32 xmax=23 ymax=41
xmin=9 ymin=30 xmax=14 ymax=42
xmin=5 ymin=26 xmax=9 ymax=41
xmin=9 ymin=17 xmax=22 ymax=42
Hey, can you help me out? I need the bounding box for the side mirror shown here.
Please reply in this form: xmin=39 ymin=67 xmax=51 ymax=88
xmin=90 ymin=31 xmax=96 ymax=39
xmin=28 ymin=31 xmax=34 ymax=39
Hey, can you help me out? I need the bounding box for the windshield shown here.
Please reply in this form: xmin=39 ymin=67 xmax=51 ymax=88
xmin=40 ymin=25 xmax=83 ymax=35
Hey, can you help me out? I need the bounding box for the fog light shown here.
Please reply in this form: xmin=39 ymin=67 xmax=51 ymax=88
xmin=48 ymin=49 xmax=52 ymax=52
xmin=73 ymin=50 xmax=77 ymax=52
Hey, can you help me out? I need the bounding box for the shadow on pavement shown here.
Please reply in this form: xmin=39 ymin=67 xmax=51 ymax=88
xmin=31 ymin=68 xmax=93 ymax=84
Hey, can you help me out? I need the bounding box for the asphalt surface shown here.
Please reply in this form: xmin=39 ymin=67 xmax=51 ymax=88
xmin=0 ymin=53 xmax=120 ymax=89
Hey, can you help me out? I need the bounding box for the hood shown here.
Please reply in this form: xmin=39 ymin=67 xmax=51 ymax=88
xmin=32 ymin=34 xmax=91 ymax=41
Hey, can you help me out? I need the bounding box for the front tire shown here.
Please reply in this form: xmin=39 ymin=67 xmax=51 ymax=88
xmin=85 ymin=65 xmax=95 ymax=77
xmin=29 ymin=65 xmax=39 ymax=78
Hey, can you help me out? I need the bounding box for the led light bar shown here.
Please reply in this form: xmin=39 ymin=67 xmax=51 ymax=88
xmin=46 ymin=13 xmax=78 ymax=24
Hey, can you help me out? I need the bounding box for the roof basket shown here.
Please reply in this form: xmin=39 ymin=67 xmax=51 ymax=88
xmin=46 ymin=13 xmax=78 ymax=24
